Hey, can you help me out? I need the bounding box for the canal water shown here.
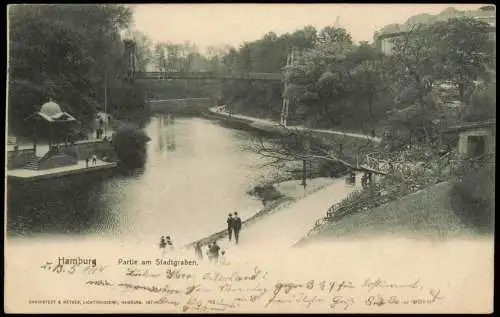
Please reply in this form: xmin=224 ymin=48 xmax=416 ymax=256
xmin=7 ymin=116 xmax=281 ymax=246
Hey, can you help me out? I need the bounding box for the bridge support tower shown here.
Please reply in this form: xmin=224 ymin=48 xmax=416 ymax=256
xmin=280 ymin=49 xmax=296 ymax=127
xmin=124 ymin=40 xmax=137 ymax=80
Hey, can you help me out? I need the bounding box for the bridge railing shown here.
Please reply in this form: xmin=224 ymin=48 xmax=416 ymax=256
xmin=365 ymin=146 xmax=431 ymax=174
xmin=134 ymin=71 xmax=283 ymax=81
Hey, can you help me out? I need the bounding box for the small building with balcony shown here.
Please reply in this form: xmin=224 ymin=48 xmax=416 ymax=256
xmin=7 ymin=100 xmax=80 ymax=170
xmin=441 ymin=120 xmax=496 ymax=159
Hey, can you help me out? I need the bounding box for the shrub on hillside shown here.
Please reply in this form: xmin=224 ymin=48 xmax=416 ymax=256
xmin=465 ymin=82 xmax=496 ymax=122
xmin=450 ymin=165 xmax=495 ymax=233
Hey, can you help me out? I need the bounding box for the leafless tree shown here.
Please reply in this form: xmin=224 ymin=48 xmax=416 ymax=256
xmin=248 ymin=125 xmax=390 ymax=181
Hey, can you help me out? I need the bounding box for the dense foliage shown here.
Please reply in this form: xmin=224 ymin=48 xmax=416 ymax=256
xmin=214 ymin=17 xmax=494 ymax=138
xmin=9 ymin=5 xmax=495 ymax=149
xmin=8 ymin=4 xmax=149 ymax=137
xmin=112 ymin=123 xmax=151 ymax=168
xmin=450 ymin=165 xmax=495 ymax=233
xmin=382 ymin=17 xmax=494 ymax=150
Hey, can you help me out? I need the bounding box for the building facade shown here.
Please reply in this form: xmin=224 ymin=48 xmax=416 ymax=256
xmin=442 ymin=120 xmax=496 ymax=159
xmin=375 ymin=6 xmax=496 ymax=55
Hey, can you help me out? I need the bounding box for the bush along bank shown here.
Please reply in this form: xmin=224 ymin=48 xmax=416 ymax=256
xmin=247 ymin=159 xmax=349 ymax=205
xmin=247 ymin=183 xmax=284 ymax=206
xmin=112 ymin=123 xmax=151 ymax=170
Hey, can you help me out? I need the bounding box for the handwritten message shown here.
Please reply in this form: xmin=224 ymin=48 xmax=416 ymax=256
xmin=31 ymin=257 xmax=445 ymax=313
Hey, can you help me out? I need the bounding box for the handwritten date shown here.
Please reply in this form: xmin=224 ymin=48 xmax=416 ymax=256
xmin=40 ymin=262 xmax=106 ymax=275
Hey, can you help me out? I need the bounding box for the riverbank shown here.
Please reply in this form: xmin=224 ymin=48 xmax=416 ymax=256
xmin=6 ymin=160 xmax=118 ymax=183
xmin=183 ymin=177 xmax=339 ymax=249
xmin=294 ymin=181 xmax=488 ymax=248
xmin=183 ymin=111 xmax=367 ymax=250
xmin=203 ymin=108 xmax=382 ymax=144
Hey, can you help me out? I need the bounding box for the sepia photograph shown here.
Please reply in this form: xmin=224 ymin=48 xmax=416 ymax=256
xmin=4 ymin=3 xmax=495 ymax=313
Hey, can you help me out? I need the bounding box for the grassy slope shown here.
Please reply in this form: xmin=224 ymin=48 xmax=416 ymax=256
xmin=302 ymin=181 xmax=482 ymax=244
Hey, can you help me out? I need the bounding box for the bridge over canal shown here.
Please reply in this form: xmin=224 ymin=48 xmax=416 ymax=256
xmin=135 ymin=71 xmax=282 ymax=81
xmin=124 ymin=40 xmax=299 ymax=126
xmin=124 ymin=42 xmax=396 ymax=177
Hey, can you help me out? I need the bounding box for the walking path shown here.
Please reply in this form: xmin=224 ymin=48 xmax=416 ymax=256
xmin=208 ymin=107 xmax=382 ymax=143
xmin=7 ymin=159 xmax=116 ymax=179
xmin=206 ymin=174 xmax=362 ymax=259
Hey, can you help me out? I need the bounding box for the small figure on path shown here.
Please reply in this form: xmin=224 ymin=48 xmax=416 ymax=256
xmin=159 ymin=236 xmax=167 ymax=256
xmin=207 ymin=245 xmax=214 ymax=263
xmin=347 ymin=169 xmax=356 ymax=185
xmin=389 ymin=162 xmax=394 ymax=173
xmin=361 ymin=173 xmax=368 ymax=189
xmin=166 ymin=236 xmax=174 ymax=251
xmin=208 ymin=241 xmax=220 ymax=264
xmin=95 ymin=116 xmax=101 ymax=139
xmin=91 ymin=154 xmax=97 ymax=166
xmin=219 ymin=250 xmax=229 ymax=265
xmin=226 ymin=213 xmax=234 ymax=241
xmin=212 ymin=241 xmax=221 ymax=263
xmin=233 ymin=212 xmax=242 ymax=244
xmin=85 ymin=156 xmax=89 ymax=168
xmin=194 ymin=242 xmax=203 ymax=260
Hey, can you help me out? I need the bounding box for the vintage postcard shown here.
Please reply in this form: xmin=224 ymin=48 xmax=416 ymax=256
xmin=5 ymin=3 xmax=495 ymax=313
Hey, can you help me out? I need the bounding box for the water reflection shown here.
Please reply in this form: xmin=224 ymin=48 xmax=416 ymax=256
xmin=7 ymin=116 xmax=273 ymax=246
xmin=157 ymin=115 xmax=176 ymax=153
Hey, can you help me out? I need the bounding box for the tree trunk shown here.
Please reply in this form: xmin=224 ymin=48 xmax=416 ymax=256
xmin=302 ymin=159 xmax=307 ymax=189
xmin=458 ymin=82 xmax=465 ymax=103
xmin=368 ymin=93 xmax=374 ymax=136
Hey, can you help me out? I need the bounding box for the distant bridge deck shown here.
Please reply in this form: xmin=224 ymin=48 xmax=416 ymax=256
xmin=135 ymin=71 xmax=283 ymax=81
xmin=147 ymin=98 xmax=212 ymax=103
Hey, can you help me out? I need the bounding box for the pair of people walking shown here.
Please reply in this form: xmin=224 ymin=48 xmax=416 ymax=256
xmin=227 ymin=212 xmax=242 ymax=244
xmin=86 ymin=154 xmax=98 ymax=168
xmin=159 ymin=236 xmax=173 ymax=255
xmin=361 ymin=171 xmax=373 ymax=188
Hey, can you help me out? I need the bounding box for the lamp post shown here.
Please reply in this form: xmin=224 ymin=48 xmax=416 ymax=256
xmin=104 ymin=65 xmax=108 ymax=138
xmin=302 ymin=138 xmax=311 ymax=189
xmin=301 ymin=159 xmax=307 ymax=189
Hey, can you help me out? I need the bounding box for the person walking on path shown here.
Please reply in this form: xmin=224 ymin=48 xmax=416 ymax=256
xmin=226 ymin=213 xmax=234 ymax=241
xmin=233 ymin=212 xmax=242 ymax=244
xmin=85 ymin=156 xmax=89 ymax=168
xmin=91 ymin=154 xmax=97 ymax=166
xmin=159 ymin=236 xmax=167 ymax=256
xmin=166 ymin=236 xmax=174 ymax=251
xmin=361 ymin=173 xmax=368 ymax=189
xmin=194 ymin=242 xmax=203 ymax=260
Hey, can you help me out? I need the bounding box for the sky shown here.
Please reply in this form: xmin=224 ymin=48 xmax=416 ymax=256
xmin=130 ymin=4 xmax=487 ymax=52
